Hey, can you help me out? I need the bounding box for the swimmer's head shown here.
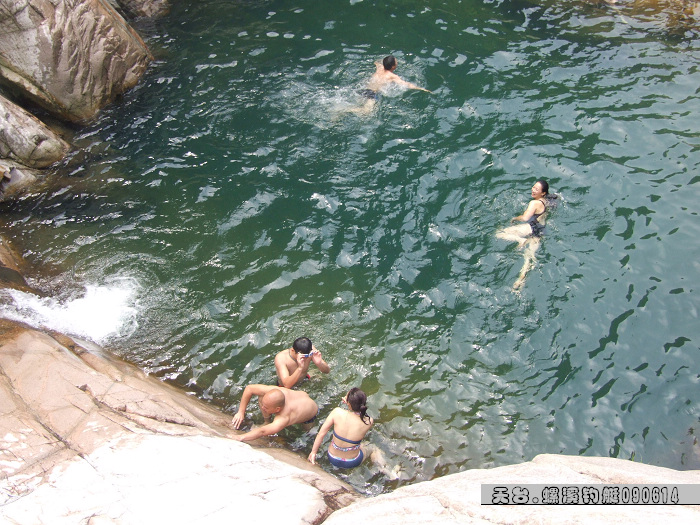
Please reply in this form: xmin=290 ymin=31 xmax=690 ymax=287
xmin=535 ymin=179 xmax=549 ymax=195
xmin=292 ymin=337 xmax=313 ymax=356
xmin=383 ymin=55 xmax=397 ymax=71
xmin=346 ymin=387 xmax=371 ymax=424
xmin=261 ymin=389 xmax=285 ymax=414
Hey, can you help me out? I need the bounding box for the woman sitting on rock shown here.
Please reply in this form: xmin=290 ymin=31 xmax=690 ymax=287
xmin=308 ymin=387 xmax=373 ymax=469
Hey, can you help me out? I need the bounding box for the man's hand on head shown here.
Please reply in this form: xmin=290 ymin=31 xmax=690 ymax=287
xmin=311 ymin=348 xmax=324 ymax=365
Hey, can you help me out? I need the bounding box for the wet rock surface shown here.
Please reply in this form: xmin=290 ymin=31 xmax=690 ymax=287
xmin=0 ymin=94 xmax=70 ymax=168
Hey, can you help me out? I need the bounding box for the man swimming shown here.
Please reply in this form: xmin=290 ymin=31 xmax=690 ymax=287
xmin=350 ymin=55 xmax=431 ymax=115
xmin=367 ymin=55 xmax=431 ymax=94
xmin=231 ymin=384 xmax=319 ymax=442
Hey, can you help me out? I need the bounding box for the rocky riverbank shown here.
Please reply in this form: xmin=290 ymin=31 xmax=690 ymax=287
xmin=0 ymin=317 xmax=360 ymax=524
xmin=0 ymin=0 xmax=158 ymax=196
xmin=1 ymin=313 xmax=698 ymax=524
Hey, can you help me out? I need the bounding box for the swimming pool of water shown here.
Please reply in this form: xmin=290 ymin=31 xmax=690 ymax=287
xmin=1 ymin=0 xmax=698 ymax=494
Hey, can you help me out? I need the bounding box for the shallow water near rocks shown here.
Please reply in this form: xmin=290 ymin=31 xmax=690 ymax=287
xmin=1 ymin=0 xmax=699 ymax=495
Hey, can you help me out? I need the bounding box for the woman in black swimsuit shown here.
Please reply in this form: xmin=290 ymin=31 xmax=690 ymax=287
xmin=496 ymin=180 xmax=553 ymax=290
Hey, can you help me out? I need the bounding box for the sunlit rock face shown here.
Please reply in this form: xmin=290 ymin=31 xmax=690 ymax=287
xmin=0 ymin=0 xmax=152 ymax=123
xmin=324 ymin=454 xmax=700 ymax=525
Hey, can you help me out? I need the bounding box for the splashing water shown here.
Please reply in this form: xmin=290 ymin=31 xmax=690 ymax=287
xmin=0 ymin=280 xmax=140 ymax=344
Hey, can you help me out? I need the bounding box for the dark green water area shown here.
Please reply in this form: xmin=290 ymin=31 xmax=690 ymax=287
xmin=1 ymin=0 xmax=698 ymax=494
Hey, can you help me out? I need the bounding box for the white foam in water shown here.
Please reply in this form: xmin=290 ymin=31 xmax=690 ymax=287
xmin=0 ymin=280 xmax=140 ymax=344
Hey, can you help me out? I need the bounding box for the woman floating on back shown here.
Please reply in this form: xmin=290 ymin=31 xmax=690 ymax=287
xmin=308 ymin=387 xmax=373 ymax=469
xmin=496 ymin=179 xmax=557 ymax=291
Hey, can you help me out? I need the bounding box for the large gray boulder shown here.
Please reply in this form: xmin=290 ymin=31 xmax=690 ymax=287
xmin=0 ymin=0 xmax=152 ymax=123
xmin=0 ymin=93 xmax=69 ymax=167
xmin=0 ymin=163 xmax=39 ymax=198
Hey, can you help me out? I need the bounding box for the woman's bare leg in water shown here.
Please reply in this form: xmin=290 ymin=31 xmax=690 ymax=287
xmin=496 ymin=223 xmax=531 ymax=248
xmin=512 ymin=237 xmax=540 ymax=291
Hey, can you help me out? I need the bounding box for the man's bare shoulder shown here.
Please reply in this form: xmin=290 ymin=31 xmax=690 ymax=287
xmin=275 ymin=348 xmax=293 ymax=363
xmin=385 ymin=70 xmax=402 ymax=81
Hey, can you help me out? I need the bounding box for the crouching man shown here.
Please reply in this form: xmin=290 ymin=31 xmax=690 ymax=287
xmin=231 ymin=384 xmax=319 ymax=442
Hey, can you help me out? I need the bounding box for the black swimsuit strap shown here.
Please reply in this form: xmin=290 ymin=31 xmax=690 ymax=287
xmin=532 ymin=198 xmax=547 ymax=219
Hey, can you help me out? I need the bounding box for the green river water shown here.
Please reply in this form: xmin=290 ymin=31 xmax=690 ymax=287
xmin=1 ymin=0 xmax=699 ymax=494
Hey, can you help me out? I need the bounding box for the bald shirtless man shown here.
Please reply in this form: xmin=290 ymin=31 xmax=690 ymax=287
xmin=275 ymin=337 xmax=330 ymax=389
xmin=231 ymin=384 xmax=319 ymax=442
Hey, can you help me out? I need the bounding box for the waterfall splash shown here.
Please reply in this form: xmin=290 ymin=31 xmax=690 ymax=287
xmin=0 ymin=278 xmax=141 ymax=345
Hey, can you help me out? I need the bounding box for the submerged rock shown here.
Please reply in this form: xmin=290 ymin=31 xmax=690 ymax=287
xmin=0 ymin=0 xmax=153 ymax=124
xmin=0 ymin=237 xmax=29 ymax=290
xmin=115 ymin=0 xmax=170 ymax=18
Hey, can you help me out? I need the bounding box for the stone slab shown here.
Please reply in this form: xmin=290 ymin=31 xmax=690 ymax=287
xmin=323 ymin=454 xmax=700 ymax=525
